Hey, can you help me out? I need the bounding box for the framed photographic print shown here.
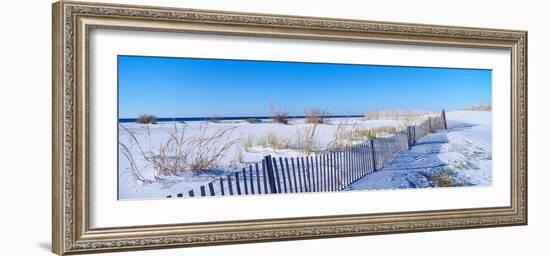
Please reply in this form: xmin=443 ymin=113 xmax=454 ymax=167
xmin=52 ymin=1 xmax=527 ymax=255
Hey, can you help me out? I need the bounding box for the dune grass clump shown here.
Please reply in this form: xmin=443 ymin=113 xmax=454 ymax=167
xmin=349 ymin=126 xmax=401 ymax=141
xmin=229 ymin=146 xmax=246 ymax=168
xmin=305 ymin=107 xmax=328 ymax=124
xmin=464 ymin=104 xmax=492 ymax=111
xmin=328 ymin=119 xmax=405 ymax=150
xmin=119 ymin=123 xmax=241 ymax=181
xmin=242 ymin=136 xmax=254 ymax=152
xmin=363 ymin=111 xmax=380 ymax=120
xmin=351 ymin=128 xmax=375 ymax=140
xmin=256 ymin=131 xmax=290 ymax=150
xmin=295 ymin=122 xmax=320 ymax=154
xmin=364 ymin=109 xmax=429 ymax=122
xmin=271 ymin=111 xmax=289 ymax=124
xmin=373 ymin=126 xmax=402 ymax=135
xmin=327 ymin=119 xmax=357 ymax=150
xmin=243 ymin=136 xmax=254 ymax=152
xmin=137 ymin=114 xmax=157 ymax=124
xmin=401 ymin=115 xmax=421 ymax=127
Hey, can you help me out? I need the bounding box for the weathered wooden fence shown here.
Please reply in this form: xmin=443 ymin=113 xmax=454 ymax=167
xmin=167 ymin=110 xmax=447 ymax=198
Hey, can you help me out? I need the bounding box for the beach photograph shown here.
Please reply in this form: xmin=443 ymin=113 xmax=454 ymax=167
xmin=117 ymin=56 xmax=492 ymax=200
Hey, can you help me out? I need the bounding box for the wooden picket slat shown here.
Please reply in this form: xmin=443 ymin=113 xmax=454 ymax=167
xmin=255 ymin=163 xmax=261 ymax=195
xmin=305 ymin=157 xmax=312 ymax=192
xmin=208 ymin=182 xmax=215 ymax=196
xmin=301 ymin=157 xmax=308 ymax=192
xmin=331 ymin=151 xmax=336 ymax=191
xmin=264 ymin=156 xmax=277 ymax=194
xmin=310 ymin=156 xmax=315 ymax=192
xmin=242 ymin=168 xmax=248 ymax=195
xmin=279 ymin=157 xmax=288 ymax=193
xmin=200 ymin=186 xmax=206 ymax=197
xmin=272 ymin=157 xmax=282 ymax=193
xmin=227 ymin=175 xmax=234 ymax=195
xmin=296 ymin=157 xmax=303 ymax=193
xmin=235 ymin=172 xmax=242 ymax=195
xmin=347 ymin=147 xmax=352 ymax=185
xmin=290 ymin=158 xmax=298 ymax=193
xmin=323 ymin=154 xmax=328 ymax=192
xmin=339 ymin=150 xmax=344 ymax=190
xmin=284 ymin=158 xmax=293 ymax=193
xmin=262 ymin=159 xmax=269 ymax=194
xmin=220 ymin=177 xmax=225 ymax=196
xmin=249 ymin=165 xmax=255 ymax=195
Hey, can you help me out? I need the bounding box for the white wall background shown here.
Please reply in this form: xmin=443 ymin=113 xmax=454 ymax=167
xmin=0 ymin=0 xmax=547 ymax=255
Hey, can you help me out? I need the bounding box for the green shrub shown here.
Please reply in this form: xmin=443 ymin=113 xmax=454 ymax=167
xmin=207 ymin=117 xmax=221 ymax=123
xmin=244 ymin=117 xmax=262 ymax=123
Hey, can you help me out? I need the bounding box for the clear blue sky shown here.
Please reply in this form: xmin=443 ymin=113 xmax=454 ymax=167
xmin=118 ymin=55 xmax=491 ymax=118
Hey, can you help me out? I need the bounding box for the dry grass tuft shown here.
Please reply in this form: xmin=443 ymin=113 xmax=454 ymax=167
xmin=256 ymin=131 xmax=290 ymax=150
xmin=401 ymin=115 xmax=420 ymax=127
xmin=304 ymin=107 xmax=328 ymax=124
xmin=119 ymin=123 xmax=241 ymax=180
xmin=295 ymin=123 xmax=319 ymax=154
xmin=327 ymin=119 xmax=405 ymax=151
xmin=229 ymin=146 xmax=246 ymax=168
xmin=137 ymin=114 xmax=157 ymax=124
xmin=271 ymin=111 xmax=289 ymax=124
xmin=363 ymin=111 xmax=380 ymax=120
xmin=364 ymin=109 xmax=428 ymax=122
xmin=463 ymin=104 xmax=492 ymax=111
xmin=327 ymin=119 xmax=357 ymax=150
xmin=350 ymin=128 xmax=375 ymax=140
xmin=269 ymin=100 xmax=289 ymax=124
xmin=243 ymin=136 xmax=254 ymax=152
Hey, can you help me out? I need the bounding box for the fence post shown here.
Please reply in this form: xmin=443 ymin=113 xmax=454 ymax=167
xmin=441 ymin=109 xmax=448 ymax=129
xmin=412 ymin=126 xmax=416 ymax=144
xmin=264 ymin=155 xmax=278 ymax=194
xmin=406 ymin=126 xmax=413 ymax=149
xmin=370 ymin=139 xmax=377 ymax=171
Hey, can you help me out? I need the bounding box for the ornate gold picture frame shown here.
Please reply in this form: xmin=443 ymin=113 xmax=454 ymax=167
xmin=52 ymin=1 xmax=527 ymax=255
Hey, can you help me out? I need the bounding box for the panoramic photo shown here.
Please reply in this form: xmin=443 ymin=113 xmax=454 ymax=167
xmin=117 ymin=56 xmax=492 ymax=200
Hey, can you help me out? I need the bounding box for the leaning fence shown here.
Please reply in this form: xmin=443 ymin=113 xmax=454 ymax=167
xmin=167 ymin=110 xmax=447 ymax=198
